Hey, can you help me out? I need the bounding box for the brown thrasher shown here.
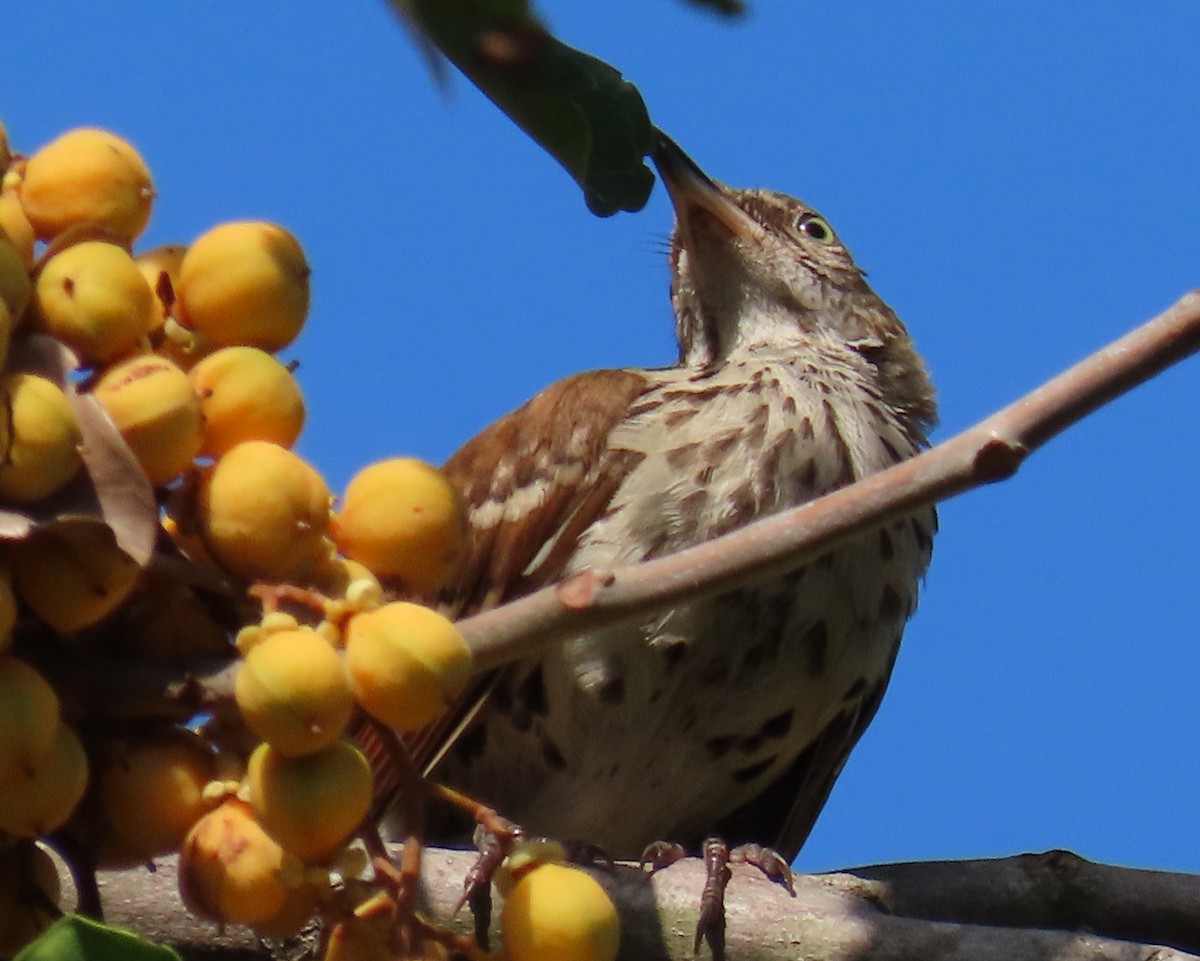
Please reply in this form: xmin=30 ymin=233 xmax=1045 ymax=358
xmin=414 ymin=131 xmax=937 ymax=867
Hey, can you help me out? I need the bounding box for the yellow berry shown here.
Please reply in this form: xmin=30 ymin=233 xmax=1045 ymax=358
xmin=324 ymin=918 xmax=393 ymax=961
xmin=0 ymin=656 xmax=60 ymax=777
xmin=0 ymin=372 xmax=82 ymax=503
xmin=0 ymin=186 xmax=36 ymax=268
xmin=343 ymin=602 xmax=472 ymax=732
xmin=14 ymin=518 xmax=141 ymax=632
xmin=18 ymin=127 xmax=154 ymax=241
xmin=98 ymin=732 xmax=218 ymax=859
xmin=0 ymin=844 xmax=62 ymax=956
xmin=136 ymin=243 xmax=187 ymax=334
xmin=177 ymin=221 xmax=310 ymax=352
xmin=155 ymin=315 xmax=211 ymax=371
xmin=494 ymin=840 xmax=569 ymax=897
xmin=0 ymin=722 xmax=89 ymax=837
xmin=331 ymin=458 xmax=466 ymax=594
xmin=33 ymin=240 xmax=154 ymax=364
xmin=501 ymin=862 xmax=620 ymax=961
xmin=249 ymin=882 xmax=319 ymax=939
xmin=92 ymin=354 xmax=203 ymax=484
xmin=0 ymin=230 xmax=30 ymax=318
xmin=179 ymin=799 xmax=291 ymax=925
xmin=189 ymin=346 xmax=306 ymax=457
xmin=235 ymin=628 xmax=353 ymax=757
xmin=313 ymin=556 xmax=383 ymax=610
xmin=199 ymin=441 xmax=332 ymax=582
xmin=245 ymin=740 xmax=372 ymax=863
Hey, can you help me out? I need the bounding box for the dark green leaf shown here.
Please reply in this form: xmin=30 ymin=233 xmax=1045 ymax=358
xmin=395 ymin=0 xmax=655 ymax=216
xmin=683 ymin=0 xmax=747 ymax=16
xmin=15 ymin=915 xmax=182 ymax=961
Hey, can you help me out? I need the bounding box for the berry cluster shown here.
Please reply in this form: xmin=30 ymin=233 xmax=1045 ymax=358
xmin=0 ymin=119 xmax=619 ymax=961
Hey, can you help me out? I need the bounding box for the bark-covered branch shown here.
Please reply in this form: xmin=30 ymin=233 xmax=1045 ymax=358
xmin=94 ymin=848 xmax=1200 ymax=961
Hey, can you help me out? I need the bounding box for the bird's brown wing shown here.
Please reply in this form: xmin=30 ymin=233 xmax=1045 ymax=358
xmin=362 ymin=368 xmax=654 ymax=796
xmin=439 ymin=367 xmax=653 ymax=619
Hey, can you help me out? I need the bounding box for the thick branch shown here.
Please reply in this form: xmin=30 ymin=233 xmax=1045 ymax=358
xmin=94 ymin=849 xmax=1200 ymax=961
xmin=457 ymin=292 xmax=1200 ymax=671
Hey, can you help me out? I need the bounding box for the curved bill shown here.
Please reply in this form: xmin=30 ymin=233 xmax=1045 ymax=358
xmin=649 ymin=130 xmax=761 ymax=242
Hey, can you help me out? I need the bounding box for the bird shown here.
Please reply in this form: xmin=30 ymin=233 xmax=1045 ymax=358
xmin=408 ymin=130 xmax=937 ymax=871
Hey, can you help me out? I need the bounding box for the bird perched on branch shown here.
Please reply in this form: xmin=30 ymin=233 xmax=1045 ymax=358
xmin=396 ymin=130 xmax=936 ymax=915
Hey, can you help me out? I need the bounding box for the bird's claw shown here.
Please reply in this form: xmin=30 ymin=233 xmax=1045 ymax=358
xmin=730 ymin=842 xmax=795 ymax=896
xmin=695 ymin=837 xmax=732 ymax=959
xmin=458 ymin=821 xmax=523 ymax=947
xmin=639 ymin=840 xmax=688 ymax=873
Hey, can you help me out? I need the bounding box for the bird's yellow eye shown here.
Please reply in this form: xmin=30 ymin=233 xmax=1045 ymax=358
xmin=797 ymin=215 xmax=835 ymax=244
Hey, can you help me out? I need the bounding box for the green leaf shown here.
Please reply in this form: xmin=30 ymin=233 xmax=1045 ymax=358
xmin=14 ymin=915 xmax=183 ymax=961
xmin=684 ymin=0 xmax=747 ymax=15
xmin=395 ymin=0 xmax=655 ymax=216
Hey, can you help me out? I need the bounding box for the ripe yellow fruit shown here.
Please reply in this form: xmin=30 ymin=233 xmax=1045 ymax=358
xmin=18 ymin=127 xmax=154 ymax=241
xmin=249 ymin=882 xmax=319 ymax=939
xmin=177 ymin=221 xmax=310 ymax=352
xmin=136 ymin=243 xmax=187 ymax=333
xmin=245 ymin=740 xmax=372 ymax=863
xmin=98 ymin=732 xmax=218 ymax=858
xmin=343 ymin=602 xmax=472 ymax=732
xmin=93 ymin=354 xmax=203 ymax=484
xmin=179 ymin=799 xmax=291 ymax=925
xmin=324 ymin=918 xmax=394 ymax=961
xmin=235 ymin=628 xmax=353 ymax=757
xmin=189 ymin=346 xmax=305 ymax=457
xmin=0 ymin=656 xmax=60 ymax=777
xmin=199 ymin=441 xmax=332 ymax=582
xmin=501 ymin=862 xmax=620 ymax=961
xmin=0 ymin=187 xmax=35 ymax=267
xmin=33 ymin=240 xmax=154 ymax=365
xmin=331 ymin=458 xmax=466 ymax=594
xmin=0 ymin=844 xmax=62 ymax=957
xmin=0 ymin=372 xmax=82 ymax=503
xmin=0 ymin=230 xmax=30 ymax=318
xmin=0 ymin=722 xmax=89 ymax=837
xmin=312 ymin=555 xmax=383 ymax=611
xmin=14 ymin=518 xmax=141 ymax=632
xmin=493 ymin=839 xmax=569 ymax=897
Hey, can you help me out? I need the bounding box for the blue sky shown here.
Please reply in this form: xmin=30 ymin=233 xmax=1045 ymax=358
xmin=6 ymin=4 xmax=1199 ymax=875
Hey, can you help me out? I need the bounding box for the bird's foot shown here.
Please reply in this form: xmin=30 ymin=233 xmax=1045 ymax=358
xmin=639 ymin=840 xmax=688 ymax=872
xmin=728 ymin=841 xmax=795 ymax=896
xmin=459 ymin=820 xmax=523 ymax=948
xmin=640 ymin=836 xmax=794 ymax=961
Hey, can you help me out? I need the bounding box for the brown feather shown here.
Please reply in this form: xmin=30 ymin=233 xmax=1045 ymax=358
xmin=440 ymin=368 xmax=651 ymax=617
xmin=379 ymin=368 xmax=653 ymax=781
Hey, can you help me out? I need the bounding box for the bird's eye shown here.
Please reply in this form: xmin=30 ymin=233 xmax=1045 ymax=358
xmin=797 ymin=215 xmax=835 ymax=243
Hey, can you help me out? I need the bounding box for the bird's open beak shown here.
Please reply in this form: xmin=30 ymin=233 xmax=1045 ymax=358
xmin=650 ymin=130 xmax=761 ymax=243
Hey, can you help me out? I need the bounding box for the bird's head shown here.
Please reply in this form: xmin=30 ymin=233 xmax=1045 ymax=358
xmin=651 ymin=131 xmax=935 ymax=431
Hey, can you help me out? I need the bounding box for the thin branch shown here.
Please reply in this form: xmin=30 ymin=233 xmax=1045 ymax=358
xmin=457 ymin=291 xmax=1200 ymax=671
